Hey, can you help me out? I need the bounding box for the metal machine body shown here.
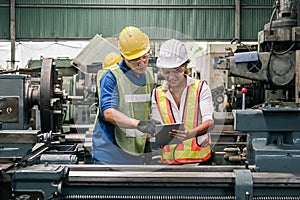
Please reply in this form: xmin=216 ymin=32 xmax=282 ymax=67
xmin=2 ymin=1 xmax=300 ymax=199
xmin=213 ymin=0 xmax=300 ymax=175
xmin=0 ymin=74 xmax=34 ymax=130
xmin=234 ymin=107 xmax=300 ymax=173
xmin=216 ymin=0 xmax=300 ymax=109
xmin=10 ymin=165 xmax=300 ymax=200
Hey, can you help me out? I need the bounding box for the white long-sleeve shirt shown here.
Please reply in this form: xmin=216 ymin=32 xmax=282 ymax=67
xmin=151 ymin=75 xmax=214 ymax=144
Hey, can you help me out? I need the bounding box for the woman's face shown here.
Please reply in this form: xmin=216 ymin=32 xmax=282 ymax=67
xmin=161 ymin=65 xmax=185 ymax=87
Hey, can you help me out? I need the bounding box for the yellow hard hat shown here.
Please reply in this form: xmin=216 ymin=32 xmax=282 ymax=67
xmin=102 ymin=52 xmax=122 ymax=69
xmin=118 ymin=26 xmax=150 ymax=60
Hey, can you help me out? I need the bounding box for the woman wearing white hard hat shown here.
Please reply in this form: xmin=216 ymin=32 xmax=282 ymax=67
xmin=152 ymin=39 xmax=214 ymax=165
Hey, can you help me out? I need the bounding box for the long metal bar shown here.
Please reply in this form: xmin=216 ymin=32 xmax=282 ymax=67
xmin=66 ymin=167 xmax=300 ymax=185
xmin=0 ymin=3 xmax=272 ymax=9
xmin=9 ymin=0 xmax=15 ymax=71
xmin=65 ymin=164 xmax=250 ymax=172
xmin=61 ymin=166 xmax=300 ymax=200
xmin=0 ymin=132 xmax=38 ymax=143
xmin=296 ymin=50 xmax=300 ymax=103
xmin=62 ymin=195 xmax=236 ymax=200
xmin=13 ymin=4 xmax=235 ymax=9
xmin=235 ymin=0 xmax=241 ymax=40
xmin=63 ymin=165 xmax=300 ymax=188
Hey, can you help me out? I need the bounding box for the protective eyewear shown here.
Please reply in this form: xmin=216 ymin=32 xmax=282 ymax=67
xmin=161 ymin=67 xmax=184 ymax=76
xmin=127 ymin=53 xmax=150 ymax=64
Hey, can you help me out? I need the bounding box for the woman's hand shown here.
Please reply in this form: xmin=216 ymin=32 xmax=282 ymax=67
xmin=169 ymin=129 xmax=189 ymax=141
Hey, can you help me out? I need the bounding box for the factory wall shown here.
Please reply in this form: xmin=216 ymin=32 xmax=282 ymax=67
xmin=0 ymin=0 xmax=273 ymax=41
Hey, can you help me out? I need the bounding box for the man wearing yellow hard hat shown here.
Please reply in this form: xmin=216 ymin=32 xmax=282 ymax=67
xmin=103 ymin=52 xmax=122 ymax=69
xmin=93 ymin=52 xmax=122 ymax=129
xmin=92 ymin=26 xmax=160 ymax=165
xmin=96 ymin=52 xmax=122 ymax=100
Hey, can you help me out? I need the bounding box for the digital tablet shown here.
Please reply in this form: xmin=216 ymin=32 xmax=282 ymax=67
xmin=154 ymin=123 xmax=184 ymax=146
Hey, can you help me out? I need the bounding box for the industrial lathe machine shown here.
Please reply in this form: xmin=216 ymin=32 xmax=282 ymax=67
xmin=1 ymin=0 xmax=300 ymax=199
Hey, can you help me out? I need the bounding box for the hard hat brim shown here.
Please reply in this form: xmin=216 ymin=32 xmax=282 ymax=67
xmin=156 ymin=59 xmax=188 ymax=69
xmin=121 ymin=47 xmax=150 ymax=60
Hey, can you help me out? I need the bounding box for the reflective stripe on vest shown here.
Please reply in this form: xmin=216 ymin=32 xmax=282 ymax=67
xmin=125 ymin=94 xmax=151 ymax=103
xmin=111 ymin=65 xmax=155 ymax=156
xmin=155 ymin=79 xmax=211 ymax=164
xmin=155 ymin=89 xmax=175 ymax=124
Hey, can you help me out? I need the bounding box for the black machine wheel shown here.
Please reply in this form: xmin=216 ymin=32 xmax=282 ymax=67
xmin=40 ymin=58 xmax=64 ymax=133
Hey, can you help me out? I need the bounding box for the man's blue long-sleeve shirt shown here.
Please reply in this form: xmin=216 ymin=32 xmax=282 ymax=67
xmin=92 ymin=60 xmax=147 ymax=164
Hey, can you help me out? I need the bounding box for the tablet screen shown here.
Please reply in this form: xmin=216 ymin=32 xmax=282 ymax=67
xmin=154 ymin=123 xmax=184 ymax=146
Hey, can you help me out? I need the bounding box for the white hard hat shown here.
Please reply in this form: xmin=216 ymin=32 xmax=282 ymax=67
xmin=156 ymin=39 xmax=189 ymax=68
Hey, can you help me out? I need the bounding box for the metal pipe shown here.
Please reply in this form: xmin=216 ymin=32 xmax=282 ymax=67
xmin=62 ymin=195 xmax=236 ymax=200
xmin=235 ymin=0 xmax=240 ymax=40
xmin=10 ymin=0 xmax=15 ymax=71
xmin=61 ymin=195 xmax=300 ymax=200
xmin=14 ymin=4 xmax=235 ymax=9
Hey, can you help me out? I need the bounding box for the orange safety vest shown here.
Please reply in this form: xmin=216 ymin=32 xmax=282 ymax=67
xmin=155 ymin=79 xmax=211 ymax=164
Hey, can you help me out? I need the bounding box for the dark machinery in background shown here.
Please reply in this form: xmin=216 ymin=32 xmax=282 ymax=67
xmin=23 ymin=57 xmax=98 ymax=131
xmin=0 ymin=58 xmax=68 ymax=159
xmin=1 ymin=1 xmax=300 ymax=199
xmin=217 ymin=0 xmax=300 ymax=109
xmin=215 ymin=0 xmax=300 ymax=179
xmin=25 ymin=56 xmax=101 ymax=163
xmin=0 ymin=58 xmax=81 ymax=199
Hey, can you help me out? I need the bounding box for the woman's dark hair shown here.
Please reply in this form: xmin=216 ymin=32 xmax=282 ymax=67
xmin=183 ymin=59 xmax=191 ymax=75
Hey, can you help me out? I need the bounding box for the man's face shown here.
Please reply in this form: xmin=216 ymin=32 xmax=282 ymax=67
xmin=124 ymin=53 xmax=150 ymax=75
